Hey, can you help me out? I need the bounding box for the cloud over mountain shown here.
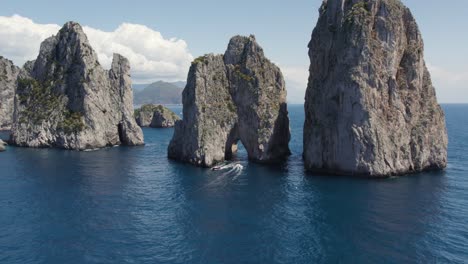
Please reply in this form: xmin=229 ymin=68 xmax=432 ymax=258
xmin=1 ymin=15 xmax=463 ymax=103
xmin=0 ymin=15 xmax=193 ymax=83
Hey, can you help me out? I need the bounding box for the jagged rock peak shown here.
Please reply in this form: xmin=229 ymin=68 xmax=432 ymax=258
xmin=135 ymin=104 xmax=181 ymax=128
xmin=32 ymin=21 xmax=97 ymax=81
xmin=168 ymin=35 xmax=290 ymax=167
xmin=224 ymin=35 xmax=264 ymax=65
xmin=10 ymin=21 xmax=144 ymax=150
xmin=303 ymin=0 xmax=448 ymax=177
xmin=0 ymin=57 xmax=20 ymax=130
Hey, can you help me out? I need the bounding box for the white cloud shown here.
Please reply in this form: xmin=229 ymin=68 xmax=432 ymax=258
xmin=1 ymin=15 xmax=463 ymax=103
xmin=83 ymin=24 xmax=193 ymax=83
xmin=281 ymin=65 xmax=308 ymax=104
xmin=0 ymin=15 xmax=193 ymax=83
xmin=0 ymin=15 xmax=60 ymax=64
xmin=427 ymin=63 xmax=468 ymax=84
xmin=427 ymin=63 xmax=468 ymax=103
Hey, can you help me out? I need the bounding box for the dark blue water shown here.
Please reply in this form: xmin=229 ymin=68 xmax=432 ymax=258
xmin=1 ymin=105 xmax=467 ymax=263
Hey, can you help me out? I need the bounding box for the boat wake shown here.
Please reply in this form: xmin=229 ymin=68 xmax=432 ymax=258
xmin=202 ymin=163 xmax=244 ymax=188
xmin=211 ymin=162 xmax=242 ymax=171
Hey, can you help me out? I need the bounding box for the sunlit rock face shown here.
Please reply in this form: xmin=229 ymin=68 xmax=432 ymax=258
xmin=168 ymin=35 xmax=290 ymax=167
xmin=304 ymin=0 xmax=448 ymax=177
xmin=10 ymin=22 xmax=144 ymax=150
xmin=0 ymin=57 xmax=20 ymax=130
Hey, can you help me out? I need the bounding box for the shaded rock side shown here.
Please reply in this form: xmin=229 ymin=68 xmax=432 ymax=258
xmin=168 ymin=36 xmax=290 ymax=167
xmin=135 ymin=104 xmax=181 ymax=128
xmin=0 ymin=57 xmax=20 ymax=130
xmin=304 ymin=0 xmax=448 ymax=177
xmin=10 ymin=22 xmax=144 ymax=150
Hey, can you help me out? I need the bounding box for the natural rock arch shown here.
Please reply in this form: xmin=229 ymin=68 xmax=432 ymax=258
xmin=168 ymin=35 xmax=290 ymax=167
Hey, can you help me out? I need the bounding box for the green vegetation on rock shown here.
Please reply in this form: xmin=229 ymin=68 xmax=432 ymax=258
xmin=235 ymin=69 xmax=254 ymax=82
xmin=135 ymin=104 xmax=159 ymax=117
xmin=192 ymin=56 xmax=207 ymax=65
xmin=345 ymin=1 xmax=370 ymax=25
xmin=135 ymin=104 xmax=179 ymax=119
xmin=58 ymin=111 xmax=85 ymax=134
xmin=227 ymin=100 xmax=237 ymax=113
xmin=17 ymin=78 xmax=62 ymax=125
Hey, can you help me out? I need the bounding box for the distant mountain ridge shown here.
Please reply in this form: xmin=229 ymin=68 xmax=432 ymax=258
xmin=170 ymin=81 xmax=186 ymax=89
xmin=133 ymin=81 xmax=185 ymax=106
xmin=132 ymin=84 xmax=148 ymax=92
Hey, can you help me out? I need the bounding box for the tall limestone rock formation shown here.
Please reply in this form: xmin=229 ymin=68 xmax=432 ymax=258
xmin=0 ymin=57 xmax=20 ymax=130
xmin=10 ymin=22 xmax=144 ymax=150
xmin=304 ymin=0 xmax=448 ymax=177
xmin=168 ymin=35 xmax=290 ymax=167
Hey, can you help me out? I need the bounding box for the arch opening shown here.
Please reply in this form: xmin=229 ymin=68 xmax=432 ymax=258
xmin=225 ymin=139 xmax=247 ymax=161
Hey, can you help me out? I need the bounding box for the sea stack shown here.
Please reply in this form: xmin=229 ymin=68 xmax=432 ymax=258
xmin=0 ymin=57 xmax=20 ymax=130
xmin=10 ymin=22 xmax=144 ymax=150
xmin=168 ymin=35 xmax=290 ymax=167
xmin=135 ymin=104 xmax=181 ymax=128
xmin=304 ymin=0 xmax=448 ymax=177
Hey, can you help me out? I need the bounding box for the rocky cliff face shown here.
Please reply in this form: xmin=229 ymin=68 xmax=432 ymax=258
xmin=304 ymin=0 xmax=448 ymax=177
xmin=168 ymin=35 xmax=290 ymax=167
xmin=10 ymin=22 xmax=144 ymax=150
xmin=135 ymin=104 xmax=181 ymax=128
xmin=0 ymin=57 xmax=20 ymax=130
xmin=0 ymin=139 xmax=6 ymax=152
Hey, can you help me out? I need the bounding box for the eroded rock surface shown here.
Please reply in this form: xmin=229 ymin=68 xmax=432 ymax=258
xmin=0 ymin=57 xmax=20 ymax=130
xmin=168 ymin=35 xmax=290 ymax=167
xmin=135 ymin=104 xmax=181 ymax=128
xmin=304 ymin=0 xmax=448 ymax=177
xmin=0 ymin=139 xmax=6 ymax=152
xmin=10 ymin=22 xmax=144 ymax=150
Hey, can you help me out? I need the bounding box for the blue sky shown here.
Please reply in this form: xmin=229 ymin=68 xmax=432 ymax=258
xmin=1 ymin=0 xmax=467 ymax=103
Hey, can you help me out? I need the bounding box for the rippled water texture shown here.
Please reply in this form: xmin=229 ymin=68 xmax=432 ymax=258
xmin=1 ymin=105 xmax=467 ymax=263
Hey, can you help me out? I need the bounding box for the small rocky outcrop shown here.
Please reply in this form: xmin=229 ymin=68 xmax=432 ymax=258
xmin=135 ymin=104 xmax=181 ymax=128
xmin=0 ymin=57 xmax=20 ymax=130
xmin=304 ymin=0 xmax=448 ymax=177
xmin=168 ymin=35 xmax=290 ymax=167
xmin=10 ymin=22 xmax=144 ymax=150
xmin=0 ymin=139 xmax=6 ymax=152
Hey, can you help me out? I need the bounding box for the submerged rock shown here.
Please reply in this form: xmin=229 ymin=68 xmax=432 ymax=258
xmin=135 ymin=104 xmax=181 ymax=128
xmin=168 ymin=35 xmax=290 ymax=167
xmin=304 ymin=0 xmax=448 ymax=177
xmin=0 ymin=57 xmax=20 ymax=130
xmin=10 ymin=22 xmax=144 ymax=150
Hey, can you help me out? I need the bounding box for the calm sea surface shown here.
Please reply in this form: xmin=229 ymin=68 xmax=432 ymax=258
xmin=1 ymin=104 xmax=467 ymax=263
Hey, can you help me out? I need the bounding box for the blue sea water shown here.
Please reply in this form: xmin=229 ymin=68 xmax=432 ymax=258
xmin=0 ymin=104 xmax=467 ymax=264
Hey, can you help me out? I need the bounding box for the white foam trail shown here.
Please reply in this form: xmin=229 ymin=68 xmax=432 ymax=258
xmin=83 ymin=148 xmax=100 ymax=152
xmin=220 ymin=163 xmax=236 ymax=170
xmin=198 ymin=163 xmax=245 ymax=189
xmin=231 ymin=164 xmax=243 ymax=181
